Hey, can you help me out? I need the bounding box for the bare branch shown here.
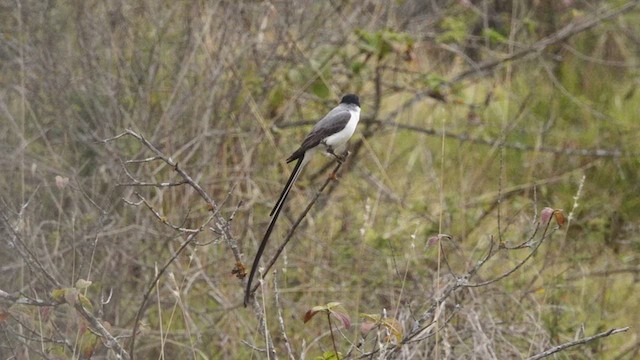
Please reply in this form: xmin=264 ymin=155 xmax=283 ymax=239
xmin=526 ymin=327 xmax=630 ymax=360
xmin=117 ymin=180 xmax=188 ymax=188
xmin=274 ymin=272 xmax=297 ymax=360
xmin=111 ymin=129 xmax=242 ymax=357
xmin=131 ymin=193 xmax=201 ymax=233
xmin=0 ymin=289 xmax=58 ymax=306
xmin=128 ymin=215 xmax=213 ymax=357
xmin=277 ymin=119 xmax=633 ymax=158
xmin=124 ymin=156 xmax=163 ymax=164
xmin=73 ymin=302 xmax=130 ymax=360
xmin=450 ymin=1 xmax=640 ymax=83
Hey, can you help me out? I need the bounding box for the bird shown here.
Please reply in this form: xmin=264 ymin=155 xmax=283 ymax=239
xmin=244 ymin=94 xmax=361 ymax=306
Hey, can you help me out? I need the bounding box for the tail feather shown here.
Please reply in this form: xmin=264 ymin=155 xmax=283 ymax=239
xmin=270 ymin=156 xmax=305 ymax=217
xmin=245 ymin=155 xmax=306 ymax=306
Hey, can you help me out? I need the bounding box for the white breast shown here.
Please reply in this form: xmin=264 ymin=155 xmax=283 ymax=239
xmin=323 ymin=107 xmax=361 ymax=148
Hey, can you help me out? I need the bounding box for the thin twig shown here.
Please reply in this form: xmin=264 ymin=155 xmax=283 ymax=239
xmin=0 ymin=289 xmax=58 ymax=306
xmin=464 ymin=221 xmax=556 ymax=288
xmin=277 ymin=119 xmax=632 ymax=158
xmin=130 ymin=193 xmax=201 ymax=233
xmin=526 ymin=327 xmax=629 ymax=360
xmin=115 ymin=129 xmax=241 ymax=357
xmin=73 ymin=302 xmax=131 ymax=360
xmin=450 ymin=1 xmax=640 ymax=83
xmin=129 ymin=216 xmax=213 ymax=357
xmin=273 ymin=273 xmax=297 ymax=360
xmin=249 ymin=161 xmax=343 ymax=296
xmin=0 ymin=205 xmax=61 ymax=289
xmin=117 ymin=180 xmax=188 ymax=188
xmin=327 ymin=312 xmax=339 ymax=359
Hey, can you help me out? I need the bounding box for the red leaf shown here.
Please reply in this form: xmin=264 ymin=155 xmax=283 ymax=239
xmin=361 ymin=321 xmax=376 ymax=335
xmin=540 ymin=207 xmax=565 ymax=226
xmin=303 ymin=309 xmax=317 ymax=323
xmin=0 ymin=309 xmax=9 ymax=322
xmin=331 ymin=310 xmax=351 ymax=329
xmin=540 ymin=207 xmax=554 ymax=224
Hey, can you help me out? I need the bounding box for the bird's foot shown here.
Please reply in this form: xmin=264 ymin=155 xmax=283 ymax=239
xmin=327 ymin=148 xmax=348 ymax=164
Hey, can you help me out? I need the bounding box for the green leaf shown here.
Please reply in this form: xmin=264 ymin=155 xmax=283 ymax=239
xmin=437 ymin=17 xmax=469 ymax=44
xmin=483 ymin=28 xmax=507 ymax=44
xmin=356 ymin=29 xmax=414 ymax=60
xmin=79 ymin=330 xmax=100 ymax=358
xmin=315 ymin=351 xmax=342 ymax=360
xmin=78 ymin=294 xmax=93 ymax=311
xmin=350 ymin=61 xmax=365 ymax=75
xmin=423 ymin=73 xmax=446 ymax=89
xmin=50 ymin=288 xmax=67 ymax=303
xmin=311 ymin=80 xmax=330 ymax=99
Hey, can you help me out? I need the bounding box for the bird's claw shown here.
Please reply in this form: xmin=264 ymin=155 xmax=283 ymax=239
xmin=328 ymin=149 xmax=348 ymax=164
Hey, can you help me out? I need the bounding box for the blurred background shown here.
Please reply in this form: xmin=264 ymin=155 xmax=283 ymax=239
xmin=1 ymin=0 xmax=639 ymax=358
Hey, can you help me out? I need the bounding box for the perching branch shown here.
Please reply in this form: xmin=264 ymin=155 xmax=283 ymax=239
xmin=248 ymin=160 xmax=344 ymax=297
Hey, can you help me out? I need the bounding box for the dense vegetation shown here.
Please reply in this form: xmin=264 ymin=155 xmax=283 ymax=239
xmin=1 ymin=1 xmax=639 ymax=359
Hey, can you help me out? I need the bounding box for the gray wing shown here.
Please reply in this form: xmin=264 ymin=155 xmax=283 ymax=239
xmin=286 ymin=108 xmax=351 ymax=162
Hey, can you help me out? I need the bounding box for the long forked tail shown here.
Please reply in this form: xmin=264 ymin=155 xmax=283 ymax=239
xmin=270 ymin=155 xmax=305 ymax=216
xmin=244 ymin=155 xmax=306 ymax=306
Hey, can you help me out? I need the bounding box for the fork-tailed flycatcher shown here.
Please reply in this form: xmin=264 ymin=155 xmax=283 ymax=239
xmin=244 ymin=94 xmax=361 ymax=306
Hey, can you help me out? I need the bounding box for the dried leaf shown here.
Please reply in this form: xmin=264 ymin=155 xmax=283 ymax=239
xmin=554 ymin=210 xmax=566 ymax=226
xmin=381 ymin=318 xmax=403 ymax=342
xmin=55 ymin=175 xmax=69 ymax=189
xmin=64 ymin=288 xmax=79 ymax=306
xmin=359 ymin=314 xmax=403 ymax=342
xmin=0 ymin=309 xmax=9 ymax=322
xmin=541 ymin=207 xmax=565 ymax=226
xmin=75 ymin=279 xmax=92 ymax=289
